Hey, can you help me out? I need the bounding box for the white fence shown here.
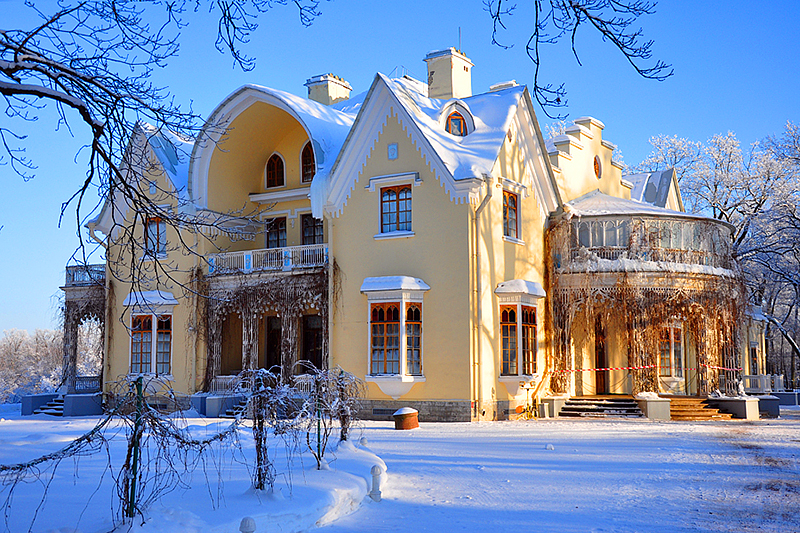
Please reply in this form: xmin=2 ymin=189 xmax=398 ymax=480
xmin=208 ymin=244 xmax=327 ymax=275
xmin=742 ymin=374 xmax=786 ymax=394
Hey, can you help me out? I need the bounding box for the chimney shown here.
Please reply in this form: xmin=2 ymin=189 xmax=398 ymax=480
xmin=304 ymin=74 xmax=352 ymax=105
xmin=424 ymin=48 xmax=473 ymax=99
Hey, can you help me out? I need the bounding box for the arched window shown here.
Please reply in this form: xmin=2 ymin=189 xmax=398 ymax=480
xmin=445 ymin=111 xmax=467 ymax=136
xmin=266 ymin=154 xmax=284 ymax=188
xmin=301 ymin=142 xmax=315 ymax=183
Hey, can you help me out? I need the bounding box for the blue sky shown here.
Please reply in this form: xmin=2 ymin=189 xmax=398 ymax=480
xmin=1 ymin=0 xmax=799 ymax=332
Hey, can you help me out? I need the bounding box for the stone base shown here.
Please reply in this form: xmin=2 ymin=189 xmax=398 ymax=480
xmin=634 ymin=397 xmax=672 ymax=421
xmin=21 ymin=393 xmax=58 ymax=415
xmin=63 ymin=393 xmax=104 ymax=416
xmin=707 ymin=397 xmax=760 ymax=420
xmin=772 ymin=392 xmax=799 ymax=406
xmin=756 ymin=395 xmax=780 ymax=418
xmin=359 ymin=399 xmax=472 ymax=422
xmin=191 ymin=393 xmax=245 ymax=417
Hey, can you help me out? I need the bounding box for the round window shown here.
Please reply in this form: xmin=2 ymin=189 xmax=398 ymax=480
xmin=594 ymin=155 xmax=602 ymax=179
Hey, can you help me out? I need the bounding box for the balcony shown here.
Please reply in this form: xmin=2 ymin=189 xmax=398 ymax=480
xmin=65 ymin=264 xmax=105 ymax=287
xmin=207 ymin=244 xmax=328 ymax=276
xmin=560 ymin=216 xmax=734 ymax=272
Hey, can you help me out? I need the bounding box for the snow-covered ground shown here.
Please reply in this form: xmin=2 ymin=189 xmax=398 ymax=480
xmin=0 ymin=404 xmax=798 ymax=532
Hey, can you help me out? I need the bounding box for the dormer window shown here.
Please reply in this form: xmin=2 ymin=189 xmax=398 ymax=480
xmin=301 ymin=142 xmax=315 ymax=183
xmin=266 ymin=154 xmax=284 ymax=188
xmin=446 ymin=111 xmax=467 ymax=136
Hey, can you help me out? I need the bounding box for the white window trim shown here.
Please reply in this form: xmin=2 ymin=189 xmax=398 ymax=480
xmin=374 ymin=230 xmax=415 ymax=240
xmin=495 ymin=280 xmax=545 ymax=396
xmin=128 ymin=311 xmax=174 ymax=377
xmin=440 ymin=101 xmax=475 ymax=136
xmin=365 ymin=172 xmax=422 ymax=192
xmin=503 ymin=235 xmax=525 ymax=246
xmin=498 ymin=177 xmax=529 ymax=198
xmin=361 ymin=277 xmax=429 ymax=399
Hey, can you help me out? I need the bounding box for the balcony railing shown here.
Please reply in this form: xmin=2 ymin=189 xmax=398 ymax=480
xmin=207 ymin=244 xmax=328 ymax=276
xmin=65 ymin=265 xmax=105 ymax=286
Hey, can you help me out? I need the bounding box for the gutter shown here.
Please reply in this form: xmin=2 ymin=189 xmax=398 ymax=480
xmin=473 ymin=174 xmax=494 ymax=419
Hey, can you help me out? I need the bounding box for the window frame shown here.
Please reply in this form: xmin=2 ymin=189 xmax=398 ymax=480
xmin=130 ymin=313 xmax=172 ymax=376
xmin=500 ymin=304 xmax=538 ymax=376
xmin=144 ymin=216 xmax=166 ymax=257
xmin=503 ymin=190 xmax=519 ymax=240
xmin=445 ymin=111 xmax=467 ymax=136
xmin=380 ymin=185 xmax=412 ymax=234
xmin=301 ymin=142 xmax=315 ymax=184
xmin=301 ymin=214 xmax=324 ymax=245
xmin=659 ymin=324 xmax=684 ymax=378
xmin=265 ymin=153 xmax=285 ymax=189
xmin=265 ymin=217 xmax=287 ymax=249
xmin=370 ymin=303 xmax=401 ymax=375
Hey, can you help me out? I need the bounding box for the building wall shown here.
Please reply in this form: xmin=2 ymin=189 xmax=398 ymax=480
xmin=104 ymin=143 xmax=202 ymax=395
xmin=329 ymin=111 xmax=473 ymax=404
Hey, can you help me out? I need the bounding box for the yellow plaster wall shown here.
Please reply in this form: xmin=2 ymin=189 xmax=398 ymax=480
xmin=329 ymin=111 xmax=472 ymax=401
xmin=549 ymin=119 xmax=628 ymax=204
xmin=482 ymin=124 xmax=549 ymax=405
xmin=104 ymin=145 xmax=202 ymax=394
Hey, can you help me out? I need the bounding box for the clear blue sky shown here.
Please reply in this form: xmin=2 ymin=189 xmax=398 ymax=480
xmin=1 ymin=0 xmax=799 ymax=332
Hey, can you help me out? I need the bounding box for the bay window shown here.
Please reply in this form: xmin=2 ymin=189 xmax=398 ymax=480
xmin=131 ymin=314 xmax=172 ymax=375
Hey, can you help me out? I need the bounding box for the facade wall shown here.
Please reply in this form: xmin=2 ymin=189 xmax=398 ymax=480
xmin=329 ymin=111 xmax=473 ymax=403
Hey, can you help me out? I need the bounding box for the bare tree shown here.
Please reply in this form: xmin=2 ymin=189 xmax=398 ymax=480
xmin=485 ymin=0 xmax=672 ymax=117
xmin=1 ymin=1 xmax=323 ymax=275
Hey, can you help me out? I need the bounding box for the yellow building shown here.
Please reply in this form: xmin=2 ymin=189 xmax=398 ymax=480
xmin=56 ymin=48 xmax=767 ymax=420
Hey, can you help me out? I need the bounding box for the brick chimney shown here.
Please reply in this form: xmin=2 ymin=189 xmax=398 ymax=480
xmin=304 ymin=74 xmax=352 ymax=105
xmin=424 ymin=48 xmax=473 ymax=99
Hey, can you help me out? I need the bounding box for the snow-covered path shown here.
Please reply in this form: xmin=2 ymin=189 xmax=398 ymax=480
xmin=324 ymin=411 xmax=800 ymax=533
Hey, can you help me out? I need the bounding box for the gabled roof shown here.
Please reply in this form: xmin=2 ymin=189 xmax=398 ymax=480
xmin=318 ymin=73 xmax=559 ymax=217
xmin=88 ymin=123 xmax=193 ymax=238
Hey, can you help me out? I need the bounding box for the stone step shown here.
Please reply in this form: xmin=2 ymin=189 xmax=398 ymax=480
xmin=559 ymin=396 xmax=644 ymax=418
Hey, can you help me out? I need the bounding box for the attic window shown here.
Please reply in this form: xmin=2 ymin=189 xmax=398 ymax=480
xmin=446 ymin=112 xmax=467 ymax=137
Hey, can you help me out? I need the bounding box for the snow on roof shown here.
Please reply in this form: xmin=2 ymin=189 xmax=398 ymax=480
xmin=122 ymin=290 xmax=179 ymax=307
xmin=360 ymin=276 xmax=431 ymax=293
xmin=564 ymin=189 xmax=724 ymax=225
xmin=625 ymin=169 xmax=675 ymax=207
xmin=383 ymin=74 xmax=525 ymax=181
xmin=140 ymin=123 xmax=193 ymax=201
xmin=494 ymin=279 xmax=546 ymax=298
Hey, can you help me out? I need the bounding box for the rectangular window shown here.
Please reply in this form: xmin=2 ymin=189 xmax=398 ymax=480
xmin=381 ymin=185 xmax=412 ymax=233
xmin=406 ymin=303 xmax=422 ymax=376
xmin=131 ymin=314 xmax=171 ymax=375
xmin=750 ymin=344 xmax=759 ymax=375
xmin=370 ymin=303 xmax=400 ymax=374
xmin=266 ymin=217 xmax=287 ymax=249
xmin=503 ymin=191 xmax=518 ymax=239
xmin=521 ymin=306 xmax=537 ymax=374
xmin=501 ymin=306 xmax=517 ymax=375
xmin=145 ymin=217 xmax=166 ymax=256
xmin=302 ymin=214 xmax=324 ymax=245
xmin=659 ymin=326 xmax=683 ymax=378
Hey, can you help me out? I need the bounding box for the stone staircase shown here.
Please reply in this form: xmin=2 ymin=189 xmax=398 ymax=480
xmin=219 ymin=397 xmax=249 ymax=419
xmin=33 ymin=397 xmax=65 ymax=416
xmin=668 ymin=396 xmax=733 ymax=421
xmin=559 ymin=396 xmax=644 ymax=418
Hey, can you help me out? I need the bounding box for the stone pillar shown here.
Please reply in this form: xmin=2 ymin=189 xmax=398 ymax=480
xmin=205 ymin=307 xmax=223 ymax=391
xmin=280 ymin=313 xmax=300 ymax=383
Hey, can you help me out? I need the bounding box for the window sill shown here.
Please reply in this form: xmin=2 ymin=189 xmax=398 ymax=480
xmin=142 ymin=253 xmax=168 ymax=262
xmin=499 ymin=374 xmax=539 ymax=396
xmin=503 ymin=235 xmax=525 ymax=246
xmin=374 ymin=230 xmax=415 ymax=241
xmin=365 ymin=374 xmax=425 ymax=399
